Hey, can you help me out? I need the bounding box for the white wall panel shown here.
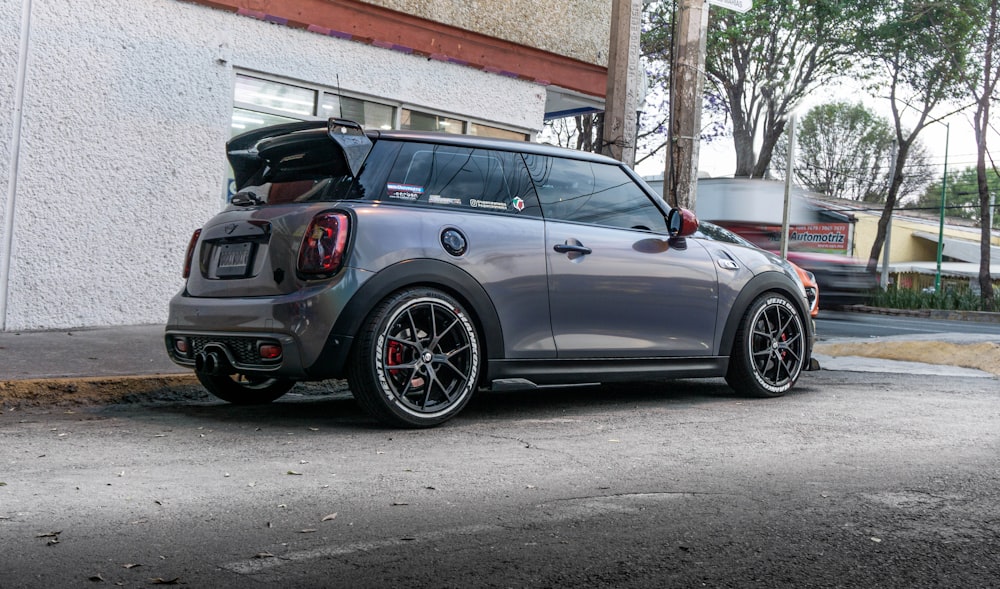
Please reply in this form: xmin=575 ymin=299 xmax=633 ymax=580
xmin=1 ymin=0 xmax=545 ymax=330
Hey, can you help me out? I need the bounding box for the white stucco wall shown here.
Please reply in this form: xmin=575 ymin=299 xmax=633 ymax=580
xmin=0 ymin=0 xmax=546 ymax=331
xmin=0 ymin=0 xmax=22 ymax=277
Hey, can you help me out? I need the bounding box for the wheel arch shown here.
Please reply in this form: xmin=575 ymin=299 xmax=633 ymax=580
xmin=720 ymin=271 xmax=812 ymax=357
xmin=332 ymin=259 xmax=504 ymax=360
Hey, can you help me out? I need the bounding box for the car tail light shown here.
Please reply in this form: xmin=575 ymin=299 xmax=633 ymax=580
xmin=183 ymin=229 xmax=201 ymax=278
xmin=298 ymin=212 xmax=349 ymax=276
xmin=258 ymin=343 xmax=282 ymax=360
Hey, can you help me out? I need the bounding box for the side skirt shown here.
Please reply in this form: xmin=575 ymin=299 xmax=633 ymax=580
xmin=487 ymin=356 xmax=729 ymax=390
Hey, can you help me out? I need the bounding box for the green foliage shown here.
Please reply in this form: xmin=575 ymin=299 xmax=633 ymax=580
xmin=641 ymin=0 xmax=877 ymax=177
xmin=774 ymin=102 xmax=933 ymax=202
xmin=917 ymin=166 xmax=1000 ymax=227
xmin=872 ymin=284 xmax=992 ymax=312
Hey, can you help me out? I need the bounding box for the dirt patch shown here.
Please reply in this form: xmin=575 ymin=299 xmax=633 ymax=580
xmin=0 ymin=376 xmax=353 ymax=408
xmin=814 ymin=341 xmax=1000 ymax=376
xmin=0 ymin=375 xmax=204 ymax=407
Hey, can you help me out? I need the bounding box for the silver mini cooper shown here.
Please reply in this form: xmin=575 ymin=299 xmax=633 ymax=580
xmin=166 ymin=119 xmax=814 ymax=427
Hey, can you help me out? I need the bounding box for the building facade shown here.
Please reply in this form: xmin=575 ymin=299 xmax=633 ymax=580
xmin=0 ymin=0 xmax=611 ymax=331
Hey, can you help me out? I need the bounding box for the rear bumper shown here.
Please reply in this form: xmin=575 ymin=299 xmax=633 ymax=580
xmin=164 ymin=273 xmax=367 ymax=380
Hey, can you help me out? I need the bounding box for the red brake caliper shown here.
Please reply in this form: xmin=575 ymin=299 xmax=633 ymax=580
xmin=387 ymin=341 xmax=404 ymax=378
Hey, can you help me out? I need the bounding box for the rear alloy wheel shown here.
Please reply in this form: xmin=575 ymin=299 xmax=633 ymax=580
xmin=726 ymin=292 xmax=806 ymax=397
xmin=196 ymin=372 xmax=295 ymax=405
xmin=348 ymin=288 xmax=481 ymax=428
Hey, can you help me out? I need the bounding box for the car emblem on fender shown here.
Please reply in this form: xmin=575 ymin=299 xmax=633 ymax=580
xmin=224 ymin=223 xmax=237 ymax=235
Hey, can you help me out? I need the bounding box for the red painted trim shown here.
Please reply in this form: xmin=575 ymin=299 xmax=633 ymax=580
xmin=182 ymin=0 xmax=607 ymax=98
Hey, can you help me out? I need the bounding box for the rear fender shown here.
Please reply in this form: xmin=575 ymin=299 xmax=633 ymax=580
xmin=331 ymin=259 xmax=504 ymax=360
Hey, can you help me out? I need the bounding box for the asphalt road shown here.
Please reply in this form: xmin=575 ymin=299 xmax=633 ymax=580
xmin=2 ymin=368 xmax=998 ymax=588
xmin=816 ymin=309 xmax=1000 ymax=339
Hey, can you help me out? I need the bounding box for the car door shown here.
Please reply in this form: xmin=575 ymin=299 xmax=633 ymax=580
xmin=525 ymin=155 xmax=720 ymax=358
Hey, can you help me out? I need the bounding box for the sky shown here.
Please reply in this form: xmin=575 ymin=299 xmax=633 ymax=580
xmin=634 ymin=84 xmax=991 ymax=187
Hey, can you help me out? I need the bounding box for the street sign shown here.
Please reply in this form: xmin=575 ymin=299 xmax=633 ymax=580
xmin=707 ymin=0 xmax=752 ymax=13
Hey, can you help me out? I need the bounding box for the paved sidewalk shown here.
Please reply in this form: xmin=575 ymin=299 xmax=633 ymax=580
xmin=0 ymin=324 xmax=182 ymax=381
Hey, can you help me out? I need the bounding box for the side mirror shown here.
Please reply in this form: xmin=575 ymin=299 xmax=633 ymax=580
xmin=666 ymin=207 xmax=699 ymax=238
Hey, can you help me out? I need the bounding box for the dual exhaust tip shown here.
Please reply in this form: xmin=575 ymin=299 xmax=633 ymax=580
xmin=194 ymin=350 xmax=231 ymax=376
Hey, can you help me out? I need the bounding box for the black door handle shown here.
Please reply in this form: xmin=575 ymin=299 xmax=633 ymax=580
xmin=553 ymin=243 xmax=592 ymax=255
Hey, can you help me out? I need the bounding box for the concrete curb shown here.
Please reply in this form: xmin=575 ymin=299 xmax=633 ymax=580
xmin=845 ymin=305 xmax=1000 ymax=323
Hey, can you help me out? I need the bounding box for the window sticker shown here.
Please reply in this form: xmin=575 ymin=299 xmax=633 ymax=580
xmin=469 ymin=199 xmax=508 ymax=211
xmin=511 ymin=196 xmax=525 ymax=212
xmin=429 ymin=194 xmax=463 ymax=206
xmin=387 ymin=183 xmax=424 ymax=201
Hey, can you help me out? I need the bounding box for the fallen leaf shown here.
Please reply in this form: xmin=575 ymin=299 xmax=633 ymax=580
xmin=321 ymin=513 xmax=338 ymax=522
xmin=248 ymin=482 xmax=256 ymax=488
xmin=391 ymin=502 xmax=409 ymax=506
xmin=122 ymin=563 xmax=141 ymax=569
xmin=36 ymin=531 xmax=61 ymax=538
xmin=253 ymin=552 xmax=274 ymax=559
xmin=47 ymin=539 xmax=60 ymax=546
xmin=287 ymin=471 xmax=302 ymax=476
xmin=89 ymin=574 xmax=105 ymax=582
xmin=299 ymin=460 xmax=309 ymax=464
xmin=149 ymin=578 xmax=180 ymax=585
xmin=154 ymin=500 xmax=163 ymax=506
xmin=608 ymin=439 xmax=620 ymax=443
xmin=871 ymin=537 xmax=883 ymax=543
xmin=0 ymin=482 xmax=6 ymax=487
xmin=425 ymin=486 xmax=436 ymax=491
xmin=299 ymin=529 xmax=317 ymax=533
xmin=117 ymin=471 xmax=125 ymax=477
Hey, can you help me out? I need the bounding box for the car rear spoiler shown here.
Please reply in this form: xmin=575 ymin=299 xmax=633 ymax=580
xmin=226 ymin=118 xmax=373 ymax=190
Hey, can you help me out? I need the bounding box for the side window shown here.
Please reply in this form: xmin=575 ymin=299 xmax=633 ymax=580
xmin=524 ymin=155 xmax=668 ymax=232
xmin=376 ymin=142 xmax=541 ymax=217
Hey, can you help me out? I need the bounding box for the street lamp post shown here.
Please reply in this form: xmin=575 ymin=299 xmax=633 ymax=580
xmin=935 ymin=123 xmax=949 ymax=293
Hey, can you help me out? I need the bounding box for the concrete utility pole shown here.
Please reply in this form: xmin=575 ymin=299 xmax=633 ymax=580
xmin=602 ymin=0 xmax=642 ymax=167
xmin=665 ymin=0 xmax=710 ymax=209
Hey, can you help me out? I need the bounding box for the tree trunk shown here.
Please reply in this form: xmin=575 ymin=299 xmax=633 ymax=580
xmin=974 ymin=103 xmax=995 ymax=310
xmin=752 ymin=119 xmax=788 ymax=179
xmin=867 ymin=142 xmax=910 ymax=273
xmin=732 ymin=126 xmax=755 ymax=177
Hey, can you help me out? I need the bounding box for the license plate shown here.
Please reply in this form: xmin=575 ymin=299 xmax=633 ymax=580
xmin=216 ymin=242 xmax=252 ymax=277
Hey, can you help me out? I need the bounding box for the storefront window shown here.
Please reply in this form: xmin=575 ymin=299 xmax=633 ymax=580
xmin=401 ymin=109 xmax=465 ymax=134
xmin=234 ymin=76 xmax=316 ymax=117
xmin=320 ymin=93 xmax=395 ymax=130
xmin=469 ymin=122 xmax=529 ymax=141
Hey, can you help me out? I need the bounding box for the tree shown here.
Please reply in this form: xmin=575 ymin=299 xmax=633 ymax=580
xmin=773 ymin=102 xmax=934 ymax=203
xmin=643 ymin=0 xmax=875 ymax=178
xmin=917 ymin=166 xmax=1000 ymax=227
xmin=959 ymin=0 xmax=1000 ymax=310
xmin=860 ymin=1 xmax=977 ymax=274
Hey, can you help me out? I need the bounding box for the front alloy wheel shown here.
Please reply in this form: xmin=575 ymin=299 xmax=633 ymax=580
xmin=726 ymin=292 xmax=806 ymax=397
xmin=348 ymin=288 xmax=481 ymax=428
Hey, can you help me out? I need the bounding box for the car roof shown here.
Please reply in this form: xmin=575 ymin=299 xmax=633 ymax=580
xmin=371 ymin=129 xmax=623 ymax=165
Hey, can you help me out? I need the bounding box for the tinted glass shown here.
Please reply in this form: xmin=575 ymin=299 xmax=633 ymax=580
xmin=523 ymin=155 xmax=667 ymax=232
xmin=234 ymin=140 xmax=399 ymax=205
xmin=373 ymin=142 xmax=541 ymax=216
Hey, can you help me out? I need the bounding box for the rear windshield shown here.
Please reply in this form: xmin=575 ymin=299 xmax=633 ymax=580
xmin=233 ymin=140 xmax=400 ymax=205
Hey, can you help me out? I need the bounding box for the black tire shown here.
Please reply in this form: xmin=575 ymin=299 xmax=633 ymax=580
xmin=725 ymin=292 xmax=806 ymax=398
xmin=347 ymin=287 xmax=481 ymax=428
xmin=196 ymin=372 xmax=295 ymax=405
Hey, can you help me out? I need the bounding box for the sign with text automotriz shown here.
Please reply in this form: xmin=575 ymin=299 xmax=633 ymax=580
xmin=708 ymin=0 xmax=752 ymax=13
